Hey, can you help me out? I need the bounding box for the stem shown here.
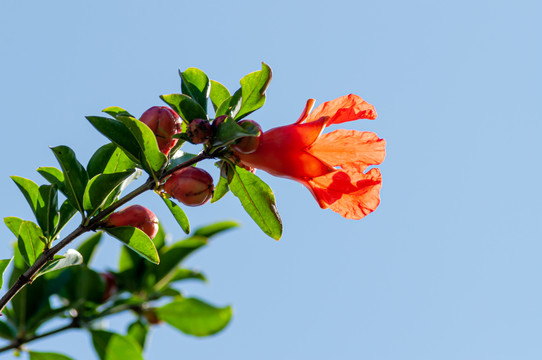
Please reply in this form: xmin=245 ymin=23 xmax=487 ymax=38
xmin=0 ymin=152 xmax=212 ymax=314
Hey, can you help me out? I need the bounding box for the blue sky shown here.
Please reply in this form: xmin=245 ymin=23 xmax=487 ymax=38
xmin=1 ymin=0 xmax=542 ymax=359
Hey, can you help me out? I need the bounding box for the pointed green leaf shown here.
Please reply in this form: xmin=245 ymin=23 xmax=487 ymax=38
xmin=83 ymin=170 xmax=136 ymax=215
xmin=39 ymin=249 xmax=83 ymax=276
xmin=51 ymin=146 xmax=88 ymax=214
xmin=77 ymin=232 xmax=102 ymax=265
xmin=169 ymin=268 xmax=206 ymax=283
xmin=117 ymin=116 xmax=167 ymax=173
xmin=105 ymin=227 xmax=159 ymax=264
xmin=209 ymin=80 xmax=231 ymax=112
xmin=87 ymin=143 xmax=136 ymax=179
xmin=29 ymin=351 xmax=75 ymax=360
xmin=235 ymin=62 xmax=272 ymax=120
xmin=0 ymin=321 xmax=15 ymax=340
xmin=91 ymin=330 xmax=143 ymax=360
xmin=37 ymin=167 xmax=66 ymax=195
xmin=180 ymin=68 xmax=210 ymax=112
xmin=127 ymin=320 xmax=148 ymax=349
xmin=211 ymin=115 xmax=259 ymax=148
xmin=102 ymin=106 xmax=134 ymax=119
xmin=5 ymin=218 xmax=46 ymax=266
xmin=54 ymin=200 xmax=77 ymax=238
xmin=157 ymin=297 xmax=232 ymax=337
xmin=36 ymin=184 xmax=59 ymax=239
xmin=86 ymin=116 xmax=144 ymax=166
xmin=215 ymin=88 xmax=242 ymax=118
xmin=165 ymin=151 xmax=198 ymax=172
xmin=160 ymin=197 xmax=190 ymax=234
xmin=160 ymin=94 xmax=208 ymax=123
xmin=0 ymin=257 xmax=13 ymax=289
xmin=153 ymin=237 xmax=207 ymax=287
xmin=193 ymin=220 xmax=239 ymax=238
xmin=11 ymin=176 xmax=41 ymax=217
xmin=228 ymin=165 xmax=282 ymax=240
xmin=211 ymin=161 xmax=231 ymax=203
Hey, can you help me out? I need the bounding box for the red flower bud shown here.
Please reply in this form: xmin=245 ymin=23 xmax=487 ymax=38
xmin=105 ymin=205 xmax=159 ymax=239
xmin=164 ymin=167 xmax=214 ymax=207
xmin=231 ymin=120 xmax=262 ymax=154
xmin=186 ymin=118 xmax=211 ymax=144
xmin=139 ymin=106 xmax=183 ymax=155
xmin=100 ymin=272 xmax=118 ymax=302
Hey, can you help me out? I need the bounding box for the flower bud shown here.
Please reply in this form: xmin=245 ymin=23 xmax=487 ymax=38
xmin=231 ymin=120 xmax=262 ymax=154
xmin=186 ymin=118 xmax=211 ymax=144
xmin=164 ymin=167 xmax=214 ymax=207
xmin=100 ymin=272 xmax=118 ymax=302
xmin=105 ymin=205 xmax=159 ymax=239
xmin=139 ymin=106 xmax=183 ymax=155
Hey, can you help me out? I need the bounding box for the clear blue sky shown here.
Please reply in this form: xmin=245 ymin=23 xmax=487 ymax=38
xmin=1 ymin=0 xmax=542 ymax=359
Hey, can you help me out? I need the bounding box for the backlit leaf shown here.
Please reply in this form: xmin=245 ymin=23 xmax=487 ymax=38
xmin=51 ymin=146 xmax=88 ymax=215
xmin=160 ymin=94 xmax=208 ymax=123
xmin=91 ymin=330 xmax=143 ymax=360
xmin=180 ymin=68 xmax=210 ymax=112
xmin=235 ymin=62 xmax=272 ymax=120
xmin=209 ymin=80 xmax=231 ymax=112
xmin=161 ymin=197 xmax=190 ymax=234
xmin=105 ymin=227 xmax=159 ymax=264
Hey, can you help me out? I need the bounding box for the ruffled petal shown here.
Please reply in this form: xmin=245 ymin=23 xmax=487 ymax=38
xmin=304 ymin=94 xmax=377 ymax=125
xmin=305 ymin=167 xmax=382 ymax=220
xmin=307 ymin=130 xmax=386 ymax=171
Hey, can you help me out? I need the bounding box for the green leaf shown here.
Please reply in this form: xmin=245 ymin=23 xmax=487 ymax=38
xmin=165 ymin=151 xmax=197 ymax=172
xmin=63 ymin=266 xmax=105 ymax=305
xmin=29 ymin=351 xmax=75 ymax=360
xmin=37 ymin=167 xmax=66 ymax=195
xmin=235 ymin=62 xmax=272 ymax=120
xmin=211 ymin=115 xmax=260 ymax=148
xmin=54 ymin=200 xmax=77 ymax=238
xmin=0 ymin=321 xmax=15 ymax=340
xmin=180 ymin=68 xmax=210 ymax=112
xmin=105 ymin=227 xmax=159 ymax=264
xmin=215 ymin=89 xmax=242 ymax=118
xmin=38 ymin=249 xmax=83 ymax=276
xmin=160 ymin=94 xmax=208 ymax=123
xmin=169 ymin=268 xmax=206 ymax=284
xmin=228 ymin=165 xmax=282 ymax=240
xmin=77 ymin=232 xmax=102 ymax=265
xmin=86 ymin=116 xmax=144 ymax=166
xmin=83 ymin=170 xmax=136 ymax=215
xmin=193 ymin=220 xmax=239 ymax=238
xmin=160 ymin=197 xmax=190 ymax=234
xmin=157 ymin=297 xmax=232 ymax=337
xmin=51 ymin=146 xmax=88 ymax=215
xmin=91 ymin=330 xmax=143 ymax=360
xmin=209 ymin=80 xmax=231 ymax=112
xmin=5 ymin=218 xmax=46 ymax=266
xmin=127 ymin=320 xmax=148 ymax=349
xmin=87 ymin=143 xmax=136 ymax=179
xmin=36 ymin=184 xmax=59 ymax=239
xmin=0 ymin=257 xmax=13 ymax=289
xmin=11 ymin=176 xmax=41 ymax=217
xmin=117 ymin=116 xmax=167 ymax=173
xmin=102 ymin=106 xmax=134 ymax=119
xmin=211 ymin=161 xmax=231 ymax=203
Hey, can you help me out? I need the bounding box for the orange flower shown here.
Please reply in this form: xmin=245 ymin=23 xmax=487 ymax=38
xmin=235 ymin=94 xmax=386 ymax=220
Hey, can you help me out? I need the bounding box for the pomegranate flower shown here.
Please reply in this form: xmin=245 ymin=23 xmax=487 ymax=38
xmin=234 ymin=94 xmax=386 ymax=220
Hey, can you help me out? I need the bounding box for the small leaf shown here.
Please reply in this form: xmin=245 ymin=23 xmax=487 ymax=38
xmin=211 ymin=162 xmax=231 ymax=203
xmin=209 ymin=80 xmax=231 ymax=112
xmin=180 ymin=68 xmax=210 ymax=112
xmin=165 ymin=151 xmax=197 ymax=172
xmin=83 ymin=170 xmax=137 ymax=215
xmin=87 ymin=143 xmax=136 ymax=179
xmin=0 ymin=257 xmax=13 ymax=289
xmin=91 ymin=330 xmax=143 ymax=360
xmin=117 ymin=116 xmax=167 ymax=173
xmin=157 ymin=297 xmax=232 ymax=337
xmin=37 ymin=167 xmax=66 ymax=195
xmin=211 ymin=116 xmax=259 ymax=148
xmin=77 ymin=232 xmax=103 ymax=266
xmin=153 ymin=237 xmax=207 ymax=287
xmin=215 ymin=89 xmax=242 ymax=118
xmin=160 ymin=94 xmax=208 ymax=123
xmin=127 ymin=320 xmax=148 ymax=349
xmin=29 ymin=351 xmax=75 ymax=360
xmin=228 ymin=165 xmax=282 ymax=240
xmin=39 ymin=249 xmax=83 ymax=276
xmin=193 ymin=220 xmax=239 ymax=238
xmin=51 ymin=146 xmax=88 ymax=215
xmin=36 ymin=184 xmax=59 ymax=239
xmin=11 ymin=176 xmax=41 ymax=217
xmin=160 ymin=197 xmax=190 ymax=234
xmin=105 ymin=227 xmax=159 ymax=264
xmin=169 ymin=268 xmax=206 ymax=283
xmin=54 ymin=200 xmax=77 ymax=238
xmin=5 ymin=218 xmax=46 ymax=266
xmin=235 ymin=62 xmax=272 ymax=120
xmin=102 ymin=106 xmax=134 ymax=119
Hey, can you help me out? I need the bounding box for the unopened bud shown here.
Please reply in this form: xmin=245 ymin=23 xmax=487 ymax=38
xmin=231 ymin=120 xmax=262 ymax=154
xmin=164 ymin=167 xmax=214 ymax=207
xmin=186 ymin=118 xmax=211 ymax=144
xmin=105 ymin=205 xmax=159 ymax=239
xmin=139 ymin=106 xmax=183 ymax=155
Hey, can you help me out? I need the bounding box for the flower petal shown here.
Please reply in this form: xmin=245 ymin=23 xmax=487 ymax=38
xmin=308 ymin=130 xmax=386 ymax=171
xmin=306 ymin=167 xmax=382 ymax=220
xmin=304 ymin=94 xmax=377 ymax=125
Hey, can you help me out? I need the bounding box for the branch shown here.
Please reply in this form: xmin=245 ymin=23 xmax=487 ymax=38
xmin=0 ymin=152 xmax=212 ymax=313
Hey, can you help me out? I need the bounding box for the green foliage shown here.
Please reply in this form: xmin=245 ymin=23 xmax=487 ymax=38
xmin=0 ymin=258 xmax=12 ymax=289
xmin=211 ymin=115 xmax=260 ymax=149
xmin=83 ymin=170 xmax=137 ymax=217
xmin=29 ymin=351 xmax=75 ymax=360
xmin=180 ymin=67 xmax=211 ymax=113
xmin=5 ymin=217 xmax=46 ymax=266
xmin=236 ymin=62 xmax=272 ymax=120
xmin=91 ymin=330 xmax=143 ymax=360
xmin=51 ymin=146 xmax=88 ymax=216
xmin=105 ymin=227 xmax=159 ymax=264
xmin=160 ymin=94 xmax=208 ymax=123
xmin=160 ymin=197 xmax=190 ymax=234
xmin=209 ymin=80 xmax=231 ymax=112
